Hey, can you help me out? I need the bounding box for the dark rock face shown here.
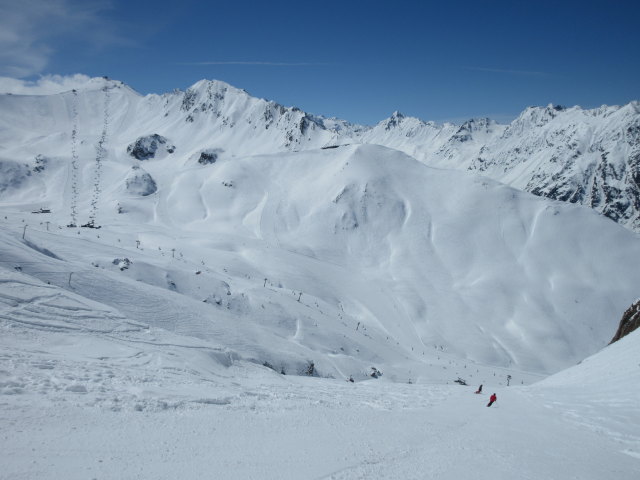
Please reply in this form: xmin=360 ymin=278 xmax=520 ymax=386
xmin=198 ymin=150 xmax=218 ymax=165
xmin=610 ymin=300 xmax=640 ymax=344
xmin=127 ymin=134 xmax=175 ymax=160
xmin=451 ymin=118 xmax=493 ymax=144
xmin=384 ymin=111 xmax=405 ymax=131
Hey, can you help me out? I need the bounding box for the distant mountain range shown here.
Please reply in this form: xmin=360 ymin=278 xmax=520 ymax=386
xmin=2 ymin=77 xmax=637 ymax=231
xmin=360 ymin=105 xmax=640 ymax=233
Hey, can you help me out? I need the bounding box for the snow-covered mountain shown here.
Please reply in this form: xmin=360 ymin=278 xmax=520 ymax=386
xmin=2 ymin=76 xmax=640 ymax=479
xmin=361 ymin=104 xmax=640 ymax=233
xmin=2 ymin=77 xmax=638 ymax=232
xmin=0 ymin=77 xmax=331 ymax=163
xmin=1 ymin=76 xmax=640 ymax=377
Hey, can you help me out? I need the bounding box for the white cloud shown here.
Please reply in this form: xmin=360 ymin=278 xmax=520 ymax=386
xmin=0 ymin=0 xmax=117 ymax=77
xmin=0 ymin=74 xmax=92 ymax=95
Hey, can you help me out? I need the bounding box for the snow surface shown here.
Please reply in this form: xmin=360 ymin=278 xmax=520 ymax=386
xmin=1 ymin=276 xmax=639 ymax=478
xmin=1 ymin=77 xmax=640 ymax=479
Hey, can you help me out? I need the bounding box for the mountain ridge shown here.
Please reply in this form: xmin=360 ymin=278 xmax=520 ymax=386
xmin=1 ymin=76 xmax=639 ymax=233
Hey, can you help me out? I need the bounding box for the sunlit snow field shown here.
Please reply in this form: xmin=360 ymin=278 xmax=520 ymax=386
xmin=1 ymin=80 xmax=640 ymax=478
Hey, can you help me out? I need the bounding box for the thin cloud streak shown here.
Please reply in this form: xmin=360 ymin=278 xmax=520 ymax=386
xmin=178 ymin=61 xmax=332 ymax=67
xmin=465 ymin=66 xmax=553 ymax=77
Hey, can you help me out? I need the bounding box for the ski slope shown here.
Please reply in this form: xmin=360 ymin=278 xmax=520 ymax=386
xmin=1 ymin=280 xmax=639 ymax=479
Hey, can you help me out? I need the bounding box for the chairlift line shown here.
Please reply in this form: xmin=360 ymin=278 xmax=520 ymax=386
xmin=65 ymin=85 xmax=111 ymax=229
xmin=68 ymin=89 xmax=80 ymax=227
xmin=86 ymin=85 xmax=111 ymax=229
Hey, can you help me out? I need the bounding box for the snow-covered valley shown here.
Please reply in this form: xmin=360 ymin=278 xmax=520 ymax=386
xmin=1 ymin=77 xmax=639 ymax=478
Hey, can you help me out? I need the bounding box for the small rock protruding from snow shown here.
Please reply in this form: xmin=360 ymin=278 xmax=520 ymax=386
xmin=112 ymin=258 xmax=132 ymax=271
xmin=197 ymin=149 xmax=219 ymax=165
xmin=125 ymin=166 xmax=157 ymax=196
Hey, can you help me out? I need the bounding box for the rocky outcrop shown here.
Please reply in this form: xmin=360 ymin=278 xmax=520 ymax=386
xmin=198 ymin=149 xmax=219 ymax=165
xmin=609 ymin=300 xmax=640 ymax=344
xmin=127 ymin=134 xmax=175 ymax=160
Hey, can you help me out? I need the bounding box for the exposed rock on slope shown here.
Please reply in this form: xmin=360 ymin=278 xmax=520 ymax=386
xmin=610 ymin=300 xmax=640 ymax=344
xmin=127 ymin=134 xmax=175 ymax=160
xmin=197 ymin=149 xmax=219 ymax=165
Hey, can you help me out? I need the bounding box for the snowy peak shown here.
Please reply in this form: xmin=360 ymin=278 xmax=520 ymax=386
xmin=376 ymin=111 xmax=435 ymax=134
xmin=179 ymin=78 xmax=249 ymax=115
xmin=383 ymin=110 xmax=406 ymax=130
xmin=449 ymin=117 xmax=498 ymax=143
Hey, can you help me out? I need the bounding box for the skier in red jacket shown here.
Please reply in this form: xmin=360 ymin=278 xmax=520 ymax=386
xmin=487 ymin=393 xmax=497 ymax=407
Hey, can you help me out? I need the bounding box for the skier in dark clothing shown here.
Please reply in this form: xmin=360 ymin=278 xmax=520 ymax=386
xmin=487 ymin=393 xmax=497 ymax=407
xmin=475 ymin=384 xmax=483 ymax=394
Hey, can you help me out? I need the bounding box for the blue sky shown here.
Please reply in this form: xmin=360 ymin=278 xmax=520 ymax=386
xmin=1 ymin=0 xmax=638 ymax=125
